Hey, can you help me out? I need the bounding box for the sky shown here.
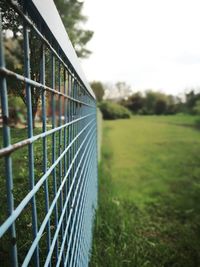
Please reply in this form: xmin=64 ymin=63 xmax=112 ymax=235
xmin=80 ymin=0 xmax=200 ymax=95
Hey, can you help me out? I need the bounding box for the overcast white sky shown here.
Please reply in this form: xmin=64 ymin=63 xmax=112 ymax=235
xmin=80 ymin=0 xmax=200 ymax=95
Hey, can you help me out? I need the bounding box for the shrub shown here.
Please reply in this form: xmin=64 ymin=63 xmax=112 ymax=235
xmin=195 ymin=117 xmax=200 ymax=129
xmin=8 ymin=95 xmax=26 ymax=125
xmin=99 ymin=101 xmax=131 ymax=120
xmin=193 ymin=100 xmax=200 ymax=115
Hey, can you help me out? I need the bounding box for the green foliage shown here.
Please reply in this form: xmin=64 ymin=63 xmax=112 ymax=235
xmin=185 ymin=90 xmax=200 ymax=114
xmin=1 ymin=0 xmax=93 ymax=129
xmin=145 ymin=90 xmax=158 ymax=114
xmin=121 ymin=90 xmax=178 ymax=115
xmin=124 ymin=92 xmax=144 ymax=113
xmin=1 ymin=1 xmax=44 ymax=126
xmin=90 ymin=116 xmax=200 ymax=267
xmin=8 ymin=96 xmax=26 ymax=125
xmin=154 ymin=98 xmax=167 ymax=115
xmin=54 ymin=0 xmax=93 ymax=58
xmin=0 ymin=127 xmax=63 ymax=266
xmin=99 ymin=101 xmax=131 ymax=120
xmin=193 ymin=100 xmax=200 ymax=115
xmin=90 ymin=81 xmax=105 ymax=102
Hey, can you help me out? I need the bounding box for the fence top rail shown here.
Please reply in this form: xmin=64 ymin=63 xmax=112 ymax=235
xmin=29 ymin=0 xmax=95 ymax=99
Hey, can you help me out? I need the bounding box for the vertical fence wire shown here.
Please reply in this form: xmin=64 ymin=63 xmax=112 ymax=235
xmin=0 ymin=10 xmax=18 ymax=267
xmin=23 ymin=12 xmax=40 ymax=267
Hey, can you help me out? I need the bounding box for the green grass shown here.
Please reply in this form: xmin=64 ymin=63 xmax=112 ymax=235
xmin=90 ymin=115 xmax=200 ymax=267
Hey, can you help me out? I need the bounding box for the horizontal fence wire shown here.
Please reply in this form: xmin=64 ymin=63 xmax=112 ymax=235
xmin=0 ymin=0 xmax=97 ymax=266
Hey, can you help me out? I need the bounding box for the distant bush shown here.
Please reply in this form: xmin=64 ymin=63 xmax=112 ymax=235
xmin=195 ymin=117 xmax=200 ymax=129
xmin=99 ymin=101 xmax=131 ymax=120
xmin=193 ymin=100 xmax=200 ymax=115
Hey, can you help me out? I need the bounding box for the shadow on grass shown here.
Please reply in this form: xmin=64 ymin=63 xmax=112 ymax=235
xmin=159 ymin=117 xmax=200 ymax=131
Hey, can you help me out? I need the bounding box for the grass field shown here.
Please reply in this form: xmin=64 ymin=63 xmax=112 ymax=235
xmin=90 ymin=115 xmax=200 ymax=267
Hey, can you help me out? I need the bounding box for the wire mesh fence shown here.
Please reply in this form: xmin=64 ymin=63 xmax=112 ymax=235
xmin=0 ymin=0 xmax=97 ymax=266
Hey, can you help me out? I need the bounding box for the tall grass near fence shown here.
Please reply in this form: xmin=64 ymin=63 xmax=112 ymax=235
xmin=90 ymin=115 xmax=200 ymax=267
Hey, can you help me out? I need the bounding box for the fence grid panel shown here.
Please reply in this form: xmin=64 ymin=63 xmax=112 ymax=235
xmin=0 ymin=1 xmax=97 ymax=266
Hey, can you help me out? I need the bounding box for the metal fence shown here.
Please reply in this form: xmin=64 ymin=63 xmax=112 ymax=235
xmin=0 ymin=0 xmax=97 ymax=266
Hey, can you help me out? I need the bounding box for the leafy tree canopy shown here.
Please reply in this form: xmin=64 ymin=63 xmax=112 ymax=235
xmin=0 ymin=0 xmax=93 ymax=127
xmin=54 ymin=0 xmax=93 ymax=58
xmin=90 ymin=81 xmax=104 ymax=102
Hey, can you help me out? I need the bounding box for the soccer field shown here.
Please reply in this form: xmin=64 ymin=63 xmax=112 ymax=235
xmin=90 ymin=115 xmax=200 ymax=267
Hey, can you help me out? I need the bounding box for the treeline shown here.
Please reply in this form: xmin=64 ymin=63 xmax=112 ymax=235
xmin=90 ymin=81 xmax=200 ymax=119
xmin=121 ymin=90 xmax=200 ymax=115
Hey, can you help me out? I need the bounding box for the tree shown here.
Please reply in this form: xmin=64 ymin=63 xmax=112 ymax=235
xmin=121 ymin=90 xmax=178 ymax=115
xmin=155 ymin=99 xmax=167 ymax=115
xmin=166 ymin=95 xmax=177 ymax=114
xmin=2 ymin=19 xmax=43 ymax=127
xmin=193 ymin=100 xmax=200 ymax=115
xmin=1 ymin=0 xmax=93 ymax=127
xmin=185 ymin=90 xmax=200 ymax=114
xmin=144 ymin=90 xmax=158 ymax=114
xmin=0 ymin=1 xmax=47 ymax=127
xmin=124 ymin=92 xmax=144 ymax=113
xmin=115 ymin=82 xmax=132 ymax=99
xmin=54 ymin=0 xmax=93 ymax=58
xmin=90 ymin=81 xmax=104 ymax=102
